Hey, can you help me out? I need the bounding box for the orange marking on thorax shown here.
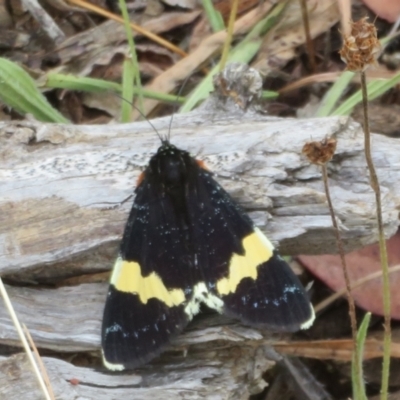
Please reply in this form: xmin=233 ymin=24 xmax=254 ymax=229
xmin=136 ymin=171 xmax=145 ymax=186
xmin=196 ymin=159 xmax=209 ymax=170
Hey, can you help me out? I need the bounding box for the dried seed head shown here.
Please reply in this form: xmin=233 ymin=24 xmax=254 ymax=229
xmin=339 ymin=17 xmax=380 ymax=71
xmin=302 ymin=138 xmax=337 ymax=165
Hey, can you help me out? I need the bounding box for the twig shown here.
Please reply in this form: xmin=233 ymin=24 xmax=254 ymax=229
xmin=21 ymin=0 xmax=65 ymax=43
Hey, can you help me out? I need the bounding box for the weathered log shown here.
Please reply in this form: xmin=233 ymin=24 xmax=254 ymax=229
xmin=1 ymin=109 xmax=400 ymax=399
xmin=1 ymin=113 xmax=398 ymax=280
xmin=0 ymin=283 xmax=275 ymax=400
xmin=0 ymin=341 xmax=274 ymax=400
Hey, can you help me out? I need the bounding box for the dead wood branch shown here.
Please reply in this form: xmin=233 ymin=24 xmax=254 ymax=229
xmin=0 ymin=112 xmax=398 ymax=278
xmin=0 ymin=110 xmax=399 ymax=398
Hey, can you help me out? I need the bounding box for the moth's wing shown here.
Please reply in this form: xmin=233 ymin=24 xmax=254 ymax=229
xmin=101 ymin=286 xmax=187 ymax=370
xmin=101 ymin=178 xmax=195 ymax=370
xmin=218 ymin=230 xmax=315 ymax=332
xmin=188 ymin=167 xmax=315 ymax=332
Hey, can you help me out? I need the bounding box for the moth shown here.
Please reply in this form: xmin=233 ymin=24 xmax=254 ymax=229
xmin=101 ymin=139 xmax=314 ymax=370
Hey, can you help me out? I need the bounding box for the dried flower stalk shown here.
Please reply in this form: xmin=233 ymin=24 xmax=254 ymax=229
xmin=340 ymin=17 xmax=391 ymax=400
xmin=302 ymin=139 xmax=360 ymax=391
xmin=339 ymin=17 xmax=380 ymax=72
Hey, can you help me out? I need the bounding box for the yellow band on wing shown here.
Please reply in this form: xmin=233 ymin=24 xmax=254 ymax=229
xmin=110 ymin=257 xmax=186 ymax=307
xmin=217 ymin=228 xmax=274 ymax=295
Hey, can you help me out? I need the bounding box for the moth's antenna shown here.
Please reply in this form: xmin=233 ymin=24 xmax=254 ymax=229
xmin=115 ymin=93 xmax=165 ymax=143
xmin=167 ymin=74 xmax=192 ymax=142
xmin=116 ymin=74 xmax=192 ymax=143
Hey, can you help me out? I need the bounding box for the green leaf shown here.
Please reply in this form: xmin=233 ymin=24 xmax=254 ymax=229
xmin=121 ymin=58 xmax=135 ymax=122
xmin=332 ymin=71 xmax=400 ymax=116
xmin=315 ymin=71 xmax=354 ymax=117
xmin=202 ymin=0 xmax=225 ymax=32
xmin=44 ymin=73 xmax=122 ymax=93
xmin=43 ymin=73 xmax=185 ymax=104
xmin=262 ymin=90 xmax=279 ymax=99
xmin=0 ymin=58 xmax=68 ymax=123
xmin=351 ymin=312 xmax=370 ymax=400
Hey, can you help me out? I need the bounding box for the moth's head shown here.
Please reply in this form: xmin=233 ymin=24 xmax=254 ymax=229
xmin=149 ymin=141 xmax=192 ymax=185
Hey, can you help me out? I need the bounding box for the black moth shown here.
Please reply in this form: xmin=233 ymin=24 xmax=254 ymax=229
xmin=101 ymin=140 xmax=314 ymax=370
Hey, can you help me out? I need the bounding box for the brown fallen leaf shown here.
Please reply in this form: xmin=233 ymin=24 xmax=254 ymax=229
xmin=51 ymin=10 xmax=201 ymax=68
xmin=253 ymin=0 xmax=340 ymax=75
xmin=214 ymin=0 xmax=261 ymax=21
xmin=298 ymin=231 xmax=400 ymax=319
xmin=162 ymin=0 xmax=197 ymax=9
xmin=362 ymin=0 xmax=400 ymax=22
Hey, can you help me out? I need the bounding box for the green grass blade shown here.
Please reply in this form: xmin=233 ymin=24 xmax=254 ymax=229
xmin=202 ymin=0 xmax=225 ymax=32
xmin=119 ymin=0 xmax=144 ymax=115
xmin=262 ymin=90 xmax=279 ymax=99
xmin=315 ymin=71 xmax=354 ymax=117
xmin=121 ymin=58 xmax=135 ymax=122
xmin=332 ymin=71 xmax=400 ymax=116
xmin=43 ymin=74 xmax=185 ymax=104
xmin=352 ymin=312 xmax=370 ymax=400
xmin=0 ymin=58 xmax=68 ymax=123
xmin=44 ymin=73 xmax=122 ymax=93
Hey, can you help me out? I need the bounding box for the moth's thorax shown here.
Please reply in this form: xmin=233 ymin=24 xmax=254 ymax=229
xmin=149 ymin=142 xmax=193 ymax=186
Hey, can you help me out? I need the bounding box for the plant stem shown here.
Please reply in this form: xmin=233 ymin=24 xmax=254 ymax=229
xmin=219 ymin=0 xmax=239 ymax=71
xmin=119 ymin=0 xmax=144 ymax=116
xmin=321 ymin=164 xmax=363 ymax=396
xmin=360 ymin=71 xmax=391 ymax=400
xmin=299 ymin=0 xmax=316 ymax=73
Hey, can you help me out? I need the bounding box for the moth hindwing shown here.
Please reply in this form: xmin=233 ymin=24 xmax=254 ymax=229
xmin=101 ymin=141 xmax=315 ymax=370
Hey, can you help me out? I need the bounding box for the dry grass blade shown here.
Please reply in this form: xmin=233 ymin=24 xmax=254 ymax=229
xmin=275 ymin=338 xmax=400 ymax=361
xmin=23 ymin=324 xmax=55 ymax=400
xmin=67 ymin=0 xmax=187 ymax=57
xmin=0 ymin=278 xmax=52 ymax=400
xmin=279 ymin=69 xmax=400 ymax=93
xmin=219 ymin=0 xmax=239 ymax=71
xmin=337 ymin=0 xmax=352 ymax=36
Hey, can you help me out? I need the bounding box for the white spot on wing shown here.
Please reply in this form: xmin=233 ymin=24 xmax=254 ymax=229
xmin=184 ymin=282 xmax=224 ymax=319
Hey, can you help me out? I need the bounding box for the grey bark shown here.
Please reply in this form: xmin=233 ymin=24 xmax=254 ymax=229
xmin=0 ymin=109 xmax=399 ymax=399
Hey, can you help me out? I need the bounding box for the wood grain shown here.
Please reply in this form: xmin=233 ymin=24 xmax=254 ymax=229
xmin=1 ymin=113 xmax=398 ymax=281
xmin=1 ymin=108 xmax=400 ymax=398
